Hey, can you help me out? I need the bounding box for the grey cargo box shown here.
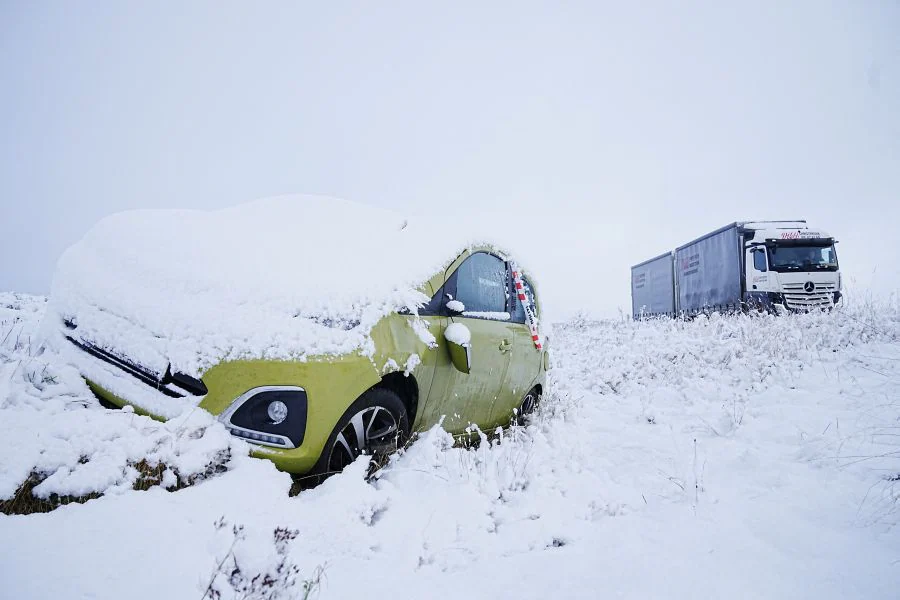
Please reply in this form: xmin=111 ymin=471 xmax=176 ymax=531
xmin=674 ymin=223 xmax=743 ymax=313
xmin=631 ymin=252 xmax=675 ymax=318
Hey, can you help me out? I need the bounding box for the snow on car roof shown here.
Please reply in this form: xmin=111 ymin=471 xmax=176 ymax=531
xmin=45 ymin=195 xmax=531 ymax=378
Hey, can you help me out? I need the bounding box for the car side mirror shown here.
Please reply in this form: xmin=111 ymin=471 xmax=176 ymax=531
xmin=443 ymin=322 xmax=471 ymax=374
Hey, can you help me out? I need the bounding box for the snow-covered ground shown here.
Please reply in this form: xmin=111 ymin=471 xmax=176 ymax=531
xmin=2 ymin=291 xmax=899 ymax=598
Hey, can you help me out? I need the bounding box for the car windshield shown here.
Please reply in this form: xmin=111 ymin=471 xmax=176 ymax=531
xmin=767 ymin=244 xmax=838 ymax=272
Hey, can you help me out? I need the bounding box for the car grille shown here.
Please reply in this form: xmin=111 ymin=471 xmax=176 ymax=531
xmin=66 ymin=335 xmax=207 ymax=398
xmin=781 ymin=282 xmax=836 ymax=310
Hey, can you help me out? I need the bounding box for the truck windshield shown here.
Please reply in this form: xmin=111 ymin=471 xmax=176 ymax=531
xmin=767 ymin=244 xmax=838 ymax=272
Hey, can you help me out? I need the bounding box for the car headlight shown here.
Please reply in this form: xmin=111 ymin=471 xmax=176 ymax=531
xmin=267 ymin=400 xmax=289 ymax=425
xmin=219 ymin=386 xmax=307 ymax=449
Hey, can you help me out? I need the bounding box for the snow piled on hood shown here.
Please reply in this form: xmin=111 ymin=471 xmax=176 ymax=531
xmin=46 ymin=195 xmax=532 ymax=377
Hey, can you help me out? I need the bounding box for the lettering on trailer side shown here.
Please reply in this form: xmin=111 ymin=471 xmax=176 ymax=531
xmin=681 ymin=253 xmax=700 ymax=276
xmin=633 ymin=273 xmax=646 ymax=289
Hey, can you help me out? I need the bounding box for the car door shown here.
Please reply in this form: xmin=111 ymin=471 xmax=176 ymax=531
xmin=424 ymin=251 xmax=514 ymax=434
xmin=492 ymin=270 xmax=543 ymax=424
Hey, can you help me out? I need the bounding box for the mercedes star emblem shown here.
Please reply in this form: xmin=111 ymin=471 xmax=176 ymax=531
xmin=804 ymin=281 xmax=815 ymax=293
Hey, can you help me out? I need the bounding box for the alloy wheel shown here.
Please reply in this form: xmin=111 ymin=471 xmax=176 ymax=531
xmin=513 ymin=389 xmax=541 ymax=426
xmin=520 ymin=392 xmax=537 ymax=416
xmin=327 ymin=406 xmax=400 ymax=474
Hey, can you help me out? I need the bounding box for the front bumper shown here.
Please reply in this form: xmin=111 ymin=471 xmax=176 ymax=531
xmin=60 ymin=329 xmax=377 ymax=475
xmin=86 ymin=378 xmax=323 ymax=474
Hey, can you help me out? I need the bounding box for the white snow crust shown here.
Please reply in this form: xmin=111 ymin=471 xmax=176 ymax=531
xmin=403 ymin=354 xmax=421 ymax=377
xmin=45 ymin=195 xmax=535 ymax=378
xmin=445 ymin=299 xmax=465 ymax=313
xmin=443 ymin=322 xmax=471 ymax=345
xmin=462 ymin=311 xmax=511 ymax=320
xmin=409 ymin=316 xmax=438 ymax=349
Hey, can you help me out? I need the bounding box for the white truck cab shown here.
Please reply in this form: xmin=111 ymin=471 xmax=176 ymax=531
xmin=743 ymin=222 xmax=841 ymax=311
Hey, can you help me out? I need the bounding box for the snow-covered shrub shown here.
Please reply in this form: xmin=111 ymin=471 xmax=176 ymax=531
xmin=553 ymin=304 xmax=900 ymax=523
xmin=203 ymin=518 xmax=324 ymax=600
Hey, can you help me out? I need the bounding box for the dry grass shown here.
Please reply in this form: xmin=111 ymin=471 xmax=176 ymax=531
xmin=1 ymin=451 xmax=231 ymax=516
xmin=0 ymin=472 xmax=102 ymax=516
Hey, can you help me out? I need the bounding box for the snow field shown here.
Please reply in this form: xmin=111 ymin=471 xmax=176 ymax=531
xmin=1 ymin=293 xmax=899 ymax=598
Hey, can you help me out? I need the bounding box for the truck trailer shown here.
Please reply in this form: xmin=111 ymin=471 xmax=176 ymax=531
xmin=631 ymin=221 xmax=841 ymax=318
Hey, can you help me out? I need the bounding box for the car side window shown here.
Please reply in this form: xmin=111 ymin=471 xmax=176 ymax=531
xmin=753 ymin=249 xmax=767 ymax=272
xmin=511 ymin=275 xmax=536 ymax=324
xmin=453 ymin=252 xmax=507 ymax=315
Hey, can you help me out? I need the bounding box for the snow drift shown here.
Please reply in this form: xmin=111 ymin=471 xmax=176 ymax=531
xmin=3 ymin=294 xmax=900 ymax=598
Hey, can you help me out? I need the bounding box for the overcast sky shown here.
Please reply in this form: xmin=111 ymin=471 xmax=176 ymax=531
xmin=2 ymin=1 xmax=898 ymax=317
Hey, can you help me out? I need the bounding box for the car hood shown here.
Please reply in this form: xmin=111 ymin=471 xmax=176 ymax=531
xmin=43 ymin=195 xmax=459 ymax=377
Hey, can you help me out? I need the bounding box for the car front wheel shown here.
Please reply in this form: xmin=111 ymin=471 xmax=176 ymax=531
xmin=322 ymin=388 xmax=410 ymax=477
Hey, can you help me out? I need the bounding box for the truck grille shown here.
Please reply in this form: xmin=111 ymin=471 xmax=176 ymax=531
xmin=781 ymin=282 xmax=836 ymax=310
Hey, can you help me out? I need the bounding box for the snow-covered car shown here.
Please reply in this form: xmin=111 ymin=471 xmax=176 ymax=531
xmin=45 ymin=196 xmax=549 ymax=476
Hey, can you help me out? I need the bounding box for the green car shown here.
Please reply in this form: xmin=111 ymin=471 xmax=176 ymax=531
xmin=56 ymin=222 xmax=548 ymax=477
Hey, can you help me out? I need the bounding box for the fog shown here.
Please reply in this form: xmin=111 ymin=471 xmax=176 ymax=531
xmin=2 ymin=2 xmax=898 ymax=317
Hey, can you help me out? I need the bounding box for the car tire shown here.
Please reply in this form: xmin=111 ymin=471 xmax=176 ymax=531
xmin=316 ymin=387 xmax=410 ymax=480
xmin=516 ymin=386 xmax=541 ymax=421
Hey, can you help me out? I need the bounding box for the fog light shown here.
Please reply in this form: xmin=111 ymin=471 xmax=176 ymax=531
xmin=267 ymin=400 xmax=288 ymax=424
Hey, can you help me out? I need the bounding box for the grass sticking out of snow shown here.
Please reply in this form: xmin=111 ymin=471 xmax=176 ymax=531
xmin=0 ymin=452 xmax=232 ymax=516
xmin=0 ymin=471 xmax=103 ymax=516
xmin=202 ymin=518 xmax=326 ymax=600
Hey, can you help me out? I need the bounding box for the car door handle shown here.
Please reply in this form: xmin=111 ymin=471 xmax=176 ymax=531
xmin=499 ymin=339 xmax=512 ymax=353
